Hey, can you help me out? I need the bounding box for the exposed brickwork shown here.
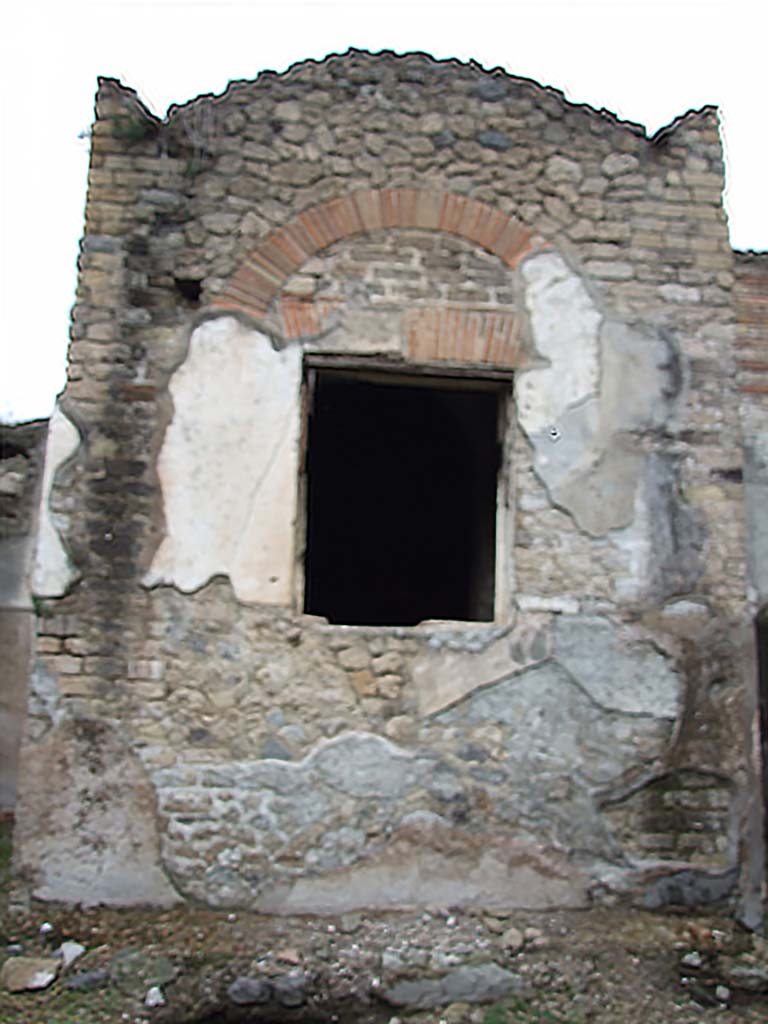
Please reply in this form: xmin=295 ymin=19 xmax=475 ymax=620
xmin=276 ymin=229 xmax=525 ymax=365
xmin=278 ymin=296 xmax=343 ymax=339
xmin=735 ymin=253 xmax=768 ymax=397
xmin=603 ymin=770 xmax=734 ymax=867
xmin=214 ymin=189 xmax=536 ymax=318
xmin=404 ymin=305 xmax=523 ymax=367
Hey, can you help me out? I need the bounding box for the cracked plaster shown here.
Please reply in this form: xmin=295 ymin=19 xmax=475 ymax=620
xmin=145 ymin=318 xmax=301 ymax=603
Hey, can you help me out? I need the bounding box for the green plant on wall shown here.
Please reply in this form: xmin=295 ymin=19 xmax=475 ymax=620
xmin=111 ymin=114 xmax=154 ymax=144
xmin=31 ymin=593 xmax=54 ymax=618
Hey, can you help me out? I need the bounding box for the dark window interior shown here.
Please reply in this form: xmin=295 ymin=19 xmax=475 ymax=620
xmin=303 ymin=371 xmax=502 ymax=626
xmin=174 ymin=277 xmax=202 ymax=304
xmin=757 ymin=606 xmax=768 ymax=853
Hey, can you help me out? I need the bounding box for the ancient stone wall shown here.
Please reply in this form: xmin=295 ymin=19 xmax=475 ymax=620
xmin=14 ymin=51 xmax=763 ymax=923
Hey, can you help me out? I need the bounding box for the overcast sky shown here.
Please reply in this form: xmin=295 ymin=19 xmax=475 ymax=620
xmin=1 ymin=0 xmax=763 ymax=422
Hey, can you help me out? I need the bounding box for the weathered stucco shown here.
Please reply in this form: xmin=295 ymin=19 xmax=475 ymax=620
xmin=31 ymin=405 xmax=79 ymax=598
xmin=517 ymin=253 xmax=683 ymax=537
xmin=14 ymin=715 xmax=179 ymax=907
xmin=15 ymin=51 xmax=764 ymax=924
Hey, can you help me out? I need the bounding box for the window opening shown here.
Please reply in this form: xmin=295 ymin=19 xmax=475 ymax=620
xmin=302 ymin=368 xmax=504 ymax=626
xmin=756 ymin=606 xmax=768 ymax=855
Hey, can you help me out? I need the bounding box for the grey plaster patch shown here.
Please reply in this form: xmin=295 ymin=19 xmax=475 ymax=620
xmin=266 ymin=787 xmax=334 ymax=834
xmin=526 ymin=397 xmax=602 ymax=494
xmin=306 ymin=826 xmax=367 ymax=870
xmin=26 ymin=661 xmax=62 ymax=727
xmin=554 ymin=615 xmax=680 ymax=717
xmin=438 ymin=661 xmax=672 ymax=787
xmin=600 ymin=319 xmax=681 ymax=433
xmin=645 ymin=453 xmax=706 ymax=601
xmin=610 ymin=452 xmax=705 ymax=604
xmin=552 ymin=440 xmax=644 ymax=536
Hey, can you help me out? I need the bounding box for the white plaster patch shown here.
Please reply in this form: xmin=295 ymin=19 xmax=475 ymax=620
xmin=32 ymin=404 xmax=80 ymax=598
xmin=516 ymin=252 xmax=601 ymax=436
xmin=516 ymin=594 xmax=580 ymax=614
xmin=146 ymin=318 xmax=302 ymax=603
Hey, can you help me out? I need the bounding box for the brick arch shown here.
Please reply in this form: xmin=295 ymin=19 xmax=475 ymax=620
xmin=212 ymin=188 xmax=536 ymax=319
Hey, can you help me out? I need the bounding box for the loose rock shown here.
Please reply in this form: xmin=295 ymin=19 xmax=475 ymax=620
xmin=501 ymin=926 xmax=524 ymax=953
xmin=68 ymin=968 xmax=109 ymax=991
xmin=274 ymin=971 xmax=308 ymax=1007
xmin=381 ymin=963 xmax=524 ymax=1009
xmin=56 ymin=939 xmax=86 ymax=968
xmin=681 ymin=950 xmax=703 ymax=968
xmin=145 ymin=984 xmax=166 ymax=1007
xmin=226 ymin=976 xmax=272 ymax=1005
xmin=0 ymin=955 xmax=60 ymax=992
xmin=109 ymin=948 xmax=178 ymax=995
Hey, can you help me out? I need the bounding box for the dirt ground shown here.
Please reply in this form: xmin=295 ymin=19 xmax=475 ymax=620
xmin=2 ymin=816 xmax=767 ymax=1024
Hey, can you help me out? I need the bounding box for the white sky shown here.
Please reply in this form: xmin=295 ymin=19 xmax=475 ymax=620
xmin=1 ymin=0 xmax=764 ymax=422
